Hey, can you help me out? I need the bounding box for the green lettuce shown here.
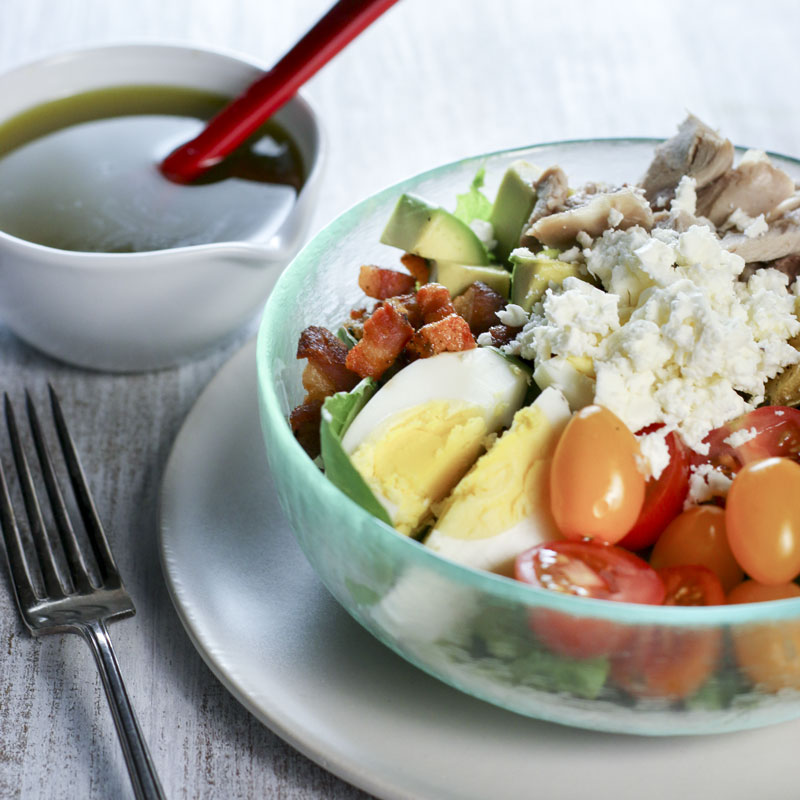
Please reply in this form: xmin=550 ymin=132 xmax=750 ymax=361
xmin=454 ymin=166 xmax=492 ymax=225
xmin=319 ymin=379 xmax=392 ymax=525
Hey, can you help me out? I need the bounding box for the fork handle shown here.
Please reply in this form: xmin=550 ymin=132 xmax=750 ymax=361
xmin=77 ymin=619 xmax=166 ymax=800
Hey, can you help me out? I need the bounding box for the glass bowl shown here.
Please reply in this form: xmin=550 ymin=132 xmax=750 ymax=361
xmin=256 ymin=139 xmax=800 ymax=735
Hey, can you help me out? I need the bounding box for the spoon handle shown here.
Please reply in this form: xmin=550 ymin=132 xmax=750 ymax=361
xmin=161 ymin=0 xmax=400 ymax=183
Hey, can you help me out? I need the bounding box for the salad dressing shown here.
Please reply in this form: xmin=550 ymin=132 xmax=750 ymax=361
xmin=0 ymin=85 xmax=305 ymax=252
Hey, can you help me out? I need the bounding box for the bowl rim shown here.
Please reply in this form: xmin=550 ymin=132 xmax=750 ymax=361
xmin=258 ymin=136 xmax=800 ymax=627
xmin=0 ymin=41 xmax=326 ymax=263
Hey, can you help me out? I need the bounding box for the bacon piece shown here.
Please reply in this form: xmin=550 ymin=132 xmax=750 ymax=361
xmin=400 ymin=253 xmax=430 ymax=284
xmin=453 ymin=281 xmax=507 ymax=335
xmin=416 ymin=282 xmax=456 ymax=324
xmin=346 ymin=303 xmax=414 ymax=379
xmin=383 ymin=292 xmax=423 ymax=329
xmin=488 ymin=324 xmax=522 ymax=347
xmin=407 ymin=313 xmax=476 ymax=359
xmin=296 ymin=326 xmax=359 ymax=401
xmin=290 ymin=399 xmax=323 ymax=458
xmin=358 ymin=265 xmax=416 ymax=300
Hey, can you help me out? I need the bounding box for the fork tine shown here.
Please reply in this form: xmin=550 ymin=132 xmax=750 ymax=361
xmin=4 ymin=394 xmax=66 ymax=599
xmin=26 ymin=391 xmax=94 ymax=594
xmin=48 ymin=385 xmax=120 ymax=584
xmin=0 ymin=449 xmax=39 ymax=610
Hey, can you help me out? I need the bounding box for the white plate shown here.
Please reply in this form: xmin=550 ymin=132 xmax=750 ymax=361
xmin=159 ymin=339 xmax=800 ymax=800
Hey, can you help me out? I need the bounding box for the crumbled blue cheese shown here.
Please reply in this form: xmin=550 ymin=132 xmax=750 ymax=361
xmin=686 ymin=463 xmax=733 ymax=507
xmin=469 ymin=219 xmax=497 ymax=253
xmin=607 ymin=208 xmax=624 ymax=228
xmin=558 ymin=246 xmax=582 ymax=263
xmin=671 ymin=175 xmax=697 ymax=216
xmin=507 ymin=224 xmax=800 ymax=468
xmin=495 ymin=303 xmax=529 ymax=327
xmin=723 ymin=426 xmax=758 ymax=448
xmin=726 ymin=208 xmax=768 ymax=238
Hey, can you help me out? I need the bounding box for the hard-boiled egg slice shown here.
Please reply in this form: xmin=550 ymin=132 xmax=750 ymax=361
xmin=425 ymin=386 xmax=570 ymax=574
xmin=341 ymin=348 xmax=529 ymax=535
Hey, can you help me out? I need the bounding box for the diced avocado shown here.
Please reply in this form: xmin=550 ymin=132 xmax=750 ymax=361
xmin=429 ymin=260 xmax=511 ymax=298
xmin=380 ymin=193 xmax=489 ymax=266
xmin=489 ymin=161 xmax=542 ymax=265
xmin=510 ymin=248 xmax=580 ymax=311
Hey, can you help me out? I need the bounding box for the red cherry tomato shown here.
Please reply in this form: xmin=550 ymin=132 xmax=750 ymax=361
xmin=725 ymin=457 xmax=800 ymax=585
xmin=619 ymin=428 xmax=690 ymax=551
xmin=610 ymin=565 xmax=725 ymax=700
xmin=550 ymin=406 xmax=646 ymax=544
xmin=692 ymin=406 xmax=800 ymax=478
xmin=658 ymin=564 xmax=727 ymax=607
xmin=515 ymin=541 xmax=665 ymax=659
xmin=650 ymin=505 xmax=744 ymax=593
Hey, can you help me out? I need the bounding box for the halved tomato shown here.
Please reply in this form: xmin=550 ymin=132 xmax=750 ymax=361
xmin=691 ymin=406 xmax=800 ymax=478
xmin=610 ymin=565 xmax=725 ymax=700
xmin=619 ymin=427 xmax=690 ymax=551
xmin=515 ymin=541 xmax=665 ymax=659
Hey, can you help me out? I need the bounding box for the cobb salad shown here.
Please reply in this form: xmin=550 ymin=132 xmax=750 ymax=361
xmin=288 ymin=115 xmax=800 ymax=705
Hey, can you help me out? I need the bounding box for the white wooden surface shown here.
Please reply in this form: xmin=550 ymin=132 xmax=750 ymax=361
xmin=0 ymin=1 xmax=798 ymax=798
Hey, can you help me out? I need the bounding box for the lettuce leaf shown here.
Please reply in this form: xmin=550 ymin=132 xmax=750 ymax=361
xmin=320 ymin=380 xmax=392 ymax=525
xmin=454 ymin=166 xmax=492 ymax=225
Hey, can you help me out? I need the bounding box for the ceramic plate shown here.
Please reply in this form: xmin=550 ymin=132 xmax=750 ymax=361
xmin=159 ymin=339 xmax=800 ymax=800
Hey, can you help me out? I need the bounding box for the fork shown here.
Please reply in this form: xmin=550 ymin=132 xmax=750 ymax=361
xmin=0 ymin=387 xmax=165 ymax=800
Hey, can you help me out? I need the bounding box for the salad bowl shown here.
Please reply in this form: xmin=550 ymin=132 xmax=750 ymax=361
xmin=256 ymin=139 xmax=800 ymax=735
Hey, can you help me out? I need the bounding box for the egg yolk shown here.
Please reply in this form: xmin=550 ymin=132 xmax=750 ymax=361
xmin=349 ymin=400 xmax=490 ymax=535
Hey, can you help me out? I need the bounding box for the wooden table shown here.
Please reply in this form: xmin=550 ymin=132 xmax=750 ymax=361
xmin=0 ymin=1 xmax=797 ymax=797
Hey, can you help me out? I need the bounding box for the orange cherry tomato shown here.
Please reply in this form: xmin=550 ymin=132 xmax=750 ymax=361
xmin=650 ymin=506 xmax=744 ymax=593
xmin=728 ymin=580 xmax=800 ymax=692
xmin=725 ymin=457 xmax=800 ymax=585
xmin=610 ymin=565 xmax=725 ymax=700
xmin=550 ymin=406 xmax=645 ymax=544
xmin=515 ymin=540 xmax=664 ymax=660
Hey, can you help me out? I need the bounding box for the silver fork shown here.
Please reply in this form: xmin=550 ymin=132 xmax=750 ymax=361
xmin=0 ymin=387 xmax=165 ymax=800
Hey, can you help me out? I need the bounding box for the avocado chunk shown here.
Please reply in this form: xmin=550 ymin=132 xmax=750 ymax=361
xmin=380 ymin=193 xmax=489 ymax=266
xmin=489 ymin=161 xmax=542 ymax=265
xmin=429 ymin=260 xmax=511 ymax=298
xmin=510 ymin=248 xmax=580 ymax=312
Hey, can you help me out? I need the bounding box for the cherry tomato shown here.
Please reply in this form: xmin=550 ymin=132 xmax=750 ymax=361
xmin=725 ymin=457 xmax=800 ymax=585
xmin=650 ymin=506 xmax=744 ymax=592
xmin=550 ymin=406 xmax=645 ymax=544
xmin=619 ymin=428 xmax=690 ymax=551
xmin=610 ymin=565 xmax=725 ymax=700
xmin=658 ymin=564 xmax=726 ymax=606
xmin=728 ymin=580 xmax=800 ymax=692
xmin=515 ymin=540 xmax=665 ymax=659
xmin=692 ymin=406 xmax=800 ymax=478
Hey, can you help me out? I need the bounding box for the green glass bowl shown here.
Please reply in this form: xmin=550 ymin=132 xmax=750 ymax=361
xmin=257 ymin=139 xmax=800 ymax=735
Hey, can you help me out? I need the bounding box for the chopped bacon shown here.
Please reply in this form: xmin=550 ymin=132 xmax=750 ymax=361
xmin=383 ymin=292 xmax=423 ymax=329
xmin=406 ymin=313 xmax=476 ymax=359
xmin=416 ymin=282 xmax=456 ymax=324
xmin=400 ymin=253 xmax=430 ymax=284
xmin=296 ymin=326 xmax=359 ymax=400
xmin=453 ymin=281 xmax=507 ymax=335
xmin=346 ymin=303 xmax=414 ymax=379
xmin=301 ymin=360 xmax=340 ymax=402
xmin=488 ymin=324 xmax=523 ymax=347
xmin=290 ymin=399 xmax=323 ymax=458
xmin=358 ymin=265 xmax=416 ymax=300
xmin=350 ymin=307 xmax=367 ymax=320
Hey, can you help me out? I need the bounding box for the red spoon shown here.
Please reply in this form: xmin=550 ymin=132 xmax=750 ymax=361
xmin=160 ymin=0 xmax=400 ymax=184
